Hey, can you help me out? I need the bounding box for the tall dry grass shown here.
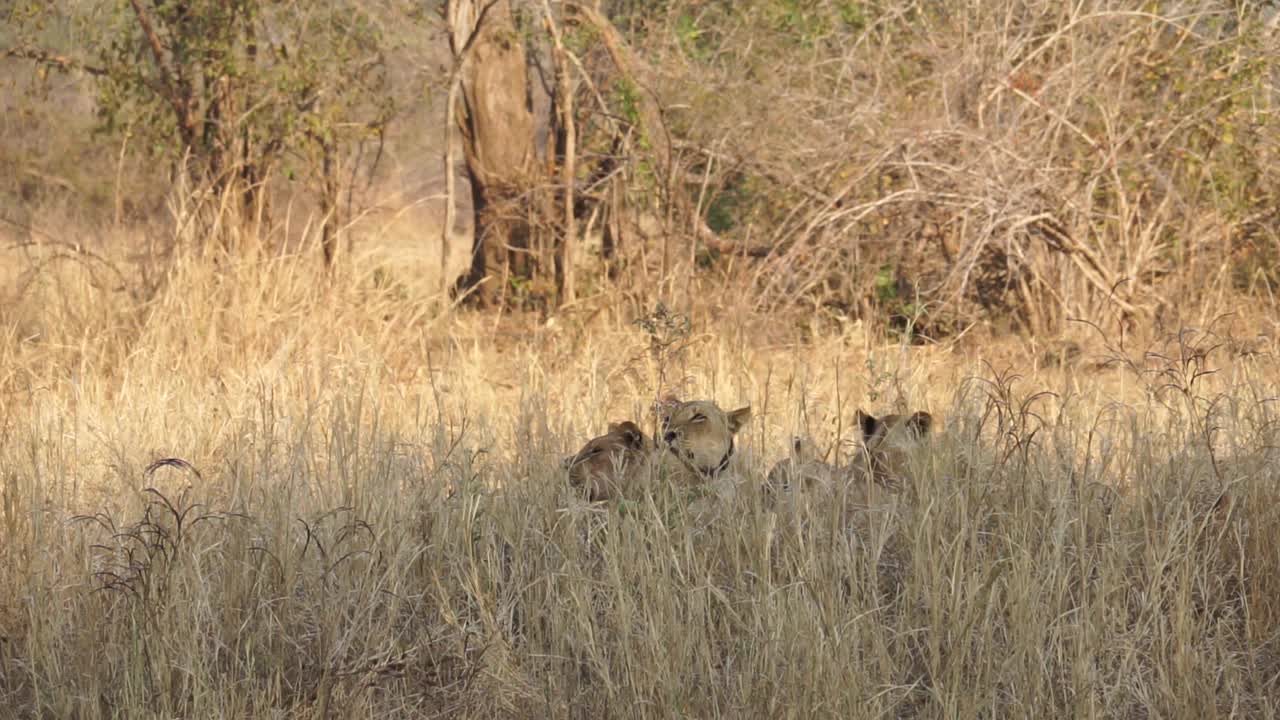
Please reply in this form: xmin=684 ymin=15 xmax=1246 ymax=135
xmin=2 ymin=1 xmax=1280 ymax=716
xmin=3 ymin=225 xmax=1280 ymax=718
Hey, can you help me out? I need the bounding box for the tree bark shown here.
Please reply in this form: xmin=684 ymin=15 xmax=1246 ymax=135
xmin=320 ymin=139 xmax=339 ymax=266
xmin=543 ymin=0 xmax=576 ymax=304
xmin=447 ymin=0 xmax=543 ymax=306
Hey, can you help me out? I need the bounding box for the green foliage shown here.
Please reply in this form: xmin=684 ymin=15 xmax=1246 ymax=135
xmin=836 ymin=0 xmax=866 ymax=31
xmin=611 ymin=77 xmax=657 ymax=180
xmin=756 ymin=0 xmax=873 ymax=47
xmin=675 ymin=11 xmax=715 ymax=61
xmin=767 ymin=0 xmax=832 ymax=45
xmin=48 ymin=0 xmax=397 ymax=216
xmin=705 ymin=185 xmax=740 ymax=235
xmin=563 ymin=19 xmax=599 ymax=56
xmin=611 ymin=77 xmax=642 ymax=128
xmin=873 ymin=264 xmax=898 ymax=305
xmin=872 ymin=264 xmax=928 ymax=340
xmin=704 ymin=172 xmax=773 ymax=235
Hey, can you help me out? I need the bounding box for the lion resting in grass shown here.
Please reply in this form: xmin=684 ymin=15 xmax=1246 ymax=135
xmin=564 ymin=398 xmax=752 ymax=502
xmin=767 ymin=408 xmax=933 ymax=507
xmin=563 ymin=421 xmax=652 ymax=502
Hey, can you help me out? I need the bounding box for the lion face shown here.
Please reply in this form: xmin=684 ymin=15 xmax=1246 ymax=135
xmin=658 ymin=399 xmax=752 ymax=477
xmin=564 ymin=420 xmax=651 ymax=501
xmin=856 ymin=409 xmax=932 ymax=450
xmin=850 ymin=409 xmax=933 ymax=488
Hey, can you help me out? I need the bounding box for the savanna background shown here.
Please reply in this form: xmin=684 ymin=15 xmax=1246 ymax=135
xmin=3 ymin=1 xmax=1280 ymax=717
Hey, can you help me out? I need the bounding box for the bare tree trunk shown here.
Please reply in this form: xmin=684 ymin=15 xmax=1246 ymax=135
xmin=442 ymin=67 xmax=462 ymax=297
xmin=446 ymin=0 xmax=543 ymax=307
xmin=320 ymin=139 xmax=339 ymax=266
xmin=544 ymin=0 xmax=576 ymax=304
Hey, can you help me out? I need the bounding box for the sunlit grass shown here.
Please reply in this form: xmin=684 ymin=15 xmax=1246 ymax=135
xmin=2 ymin=235 xmax=1280 ymax=718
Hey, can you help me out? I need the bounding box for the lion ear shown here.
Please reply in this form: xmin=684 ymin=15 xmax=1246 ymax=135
xmin=727 ymin=406 xmax=752 ymax=434
xmin=906 ymin=411 xmax=933 ymax=437
xmin=611 ymin=421 xmax=646 ymax=448
xmin=855 ymin=409 xmax=880 ymax=442
xmin=652 ymin=395 xmax=682 ymax=420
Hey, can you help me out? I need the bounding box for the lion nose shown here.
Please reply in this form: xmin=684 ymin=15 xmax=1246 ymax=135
xmin=663 ymin=431 xmax=677 ymax=444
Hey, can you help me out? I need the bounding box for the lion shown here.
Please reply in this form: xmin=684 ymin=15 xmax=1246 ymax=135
xmin=563 ymin=421 xmax=651 ymax=501
xmin=766 ymin=408 xmax=934 ymax=506
xmin=564 ymin=398 xmax=752 ymax=504
xmin=657 ymin=399 xmax=753 ymax=516
xmin=851 ymin=408 xmax=933 ymax=490
xmin=658 ymin=399 xmax=752 ymax=483
xmin=765 ymin=435 xmax=840 ymax=496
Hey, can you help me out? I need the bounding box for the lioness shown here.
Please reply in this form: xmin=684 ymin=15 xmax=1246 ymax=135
xmin=658 ymin=398 xmax=753 ymax=517
xmin=658 ymin=399 xmax=752 ymax=483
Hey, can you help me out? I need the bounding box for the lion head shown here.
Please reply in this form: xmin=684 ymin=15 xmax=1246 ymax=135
xmin=850 ymin=408 xmax=933 ymax=489
xmin=563 ymin=420 xmax=651 ymax=501
xmin=657 ymin=399 xmax=752 ymax=479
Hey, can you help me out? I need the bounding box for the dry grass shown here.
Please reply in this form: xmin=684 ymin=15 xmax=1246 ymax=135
xmin=629 ymin=0 xmax=1280 ymax=335
xmin=3 ymin=231 xmax=1280 ymax=718
xmin=3 ymin=1 xmax=1280 ymax=716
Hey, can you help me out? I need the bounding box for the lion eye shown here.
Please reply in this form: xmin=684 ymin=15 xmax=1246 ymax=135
xmin=691 ymin=414 xmax=707 ymax=423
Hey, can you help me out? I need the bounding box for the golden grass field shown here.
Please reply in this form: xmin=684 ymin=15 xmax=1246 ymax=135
xmin=2 ymin=242 xmax=1280 ymax=718
xmin=3 ymin=0 xmax=1280 ymax=715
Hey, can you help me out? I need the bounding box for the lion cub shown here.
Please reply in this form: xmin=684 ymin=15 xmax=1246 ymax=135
xmin=765 ymin=435 xmax=840 ymax=496
xmin=852 ymin=408 xmax=933 ymax=491
xmin=767 ymin=408 xmax=933 ymax=505
xmin=563 ymin=421 xmax=651 ymax=501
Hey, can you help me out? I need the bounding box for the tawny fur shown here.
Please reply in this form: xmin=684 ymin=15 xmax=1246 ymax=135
xmin=657 ymin=399 xmax=752 ymax=483
xmin=767 ymin=408 xmax=934 ymax=507
xmin=564 ymin=398 xmax=752 ymax=503
xmin=850 ymin=408 xmax=933 ymax=491
xmin=765 ymin=435 xmax=840 ymax=495
xmin=563 ymin=421 xmax=651 ymax=501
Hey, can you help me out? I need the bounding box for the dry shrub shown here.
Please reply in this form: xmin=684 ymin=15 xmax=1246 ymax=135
xmin=7 ymin=2 xmax=1276 ymax=336
xmin=624 ymin=0 xmax=1279 ymax=336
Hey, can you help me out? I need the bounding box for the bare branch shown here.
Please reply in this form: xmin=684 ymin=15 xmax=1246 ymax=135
xmin=2 ymin=46 xmax=106 ymax=76
xmin=126 ymin=0 xmax=194 ymax=138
